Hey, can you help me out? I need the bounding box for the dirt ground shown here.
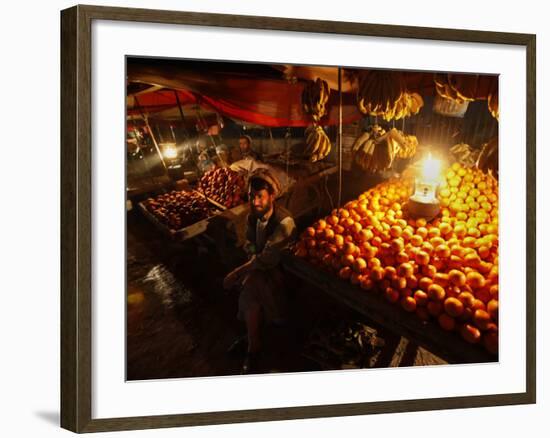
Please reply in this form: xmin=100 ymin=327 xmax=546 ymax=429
xmin=126 ymin=210 xmax=445 ymax=381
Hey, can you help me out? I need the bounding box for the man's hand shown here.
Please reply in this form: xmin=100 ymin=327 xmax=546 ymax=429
xmin=223 ymin=270 xmax=240 ymax=290
xmin=223 ymin=259 xmax=255 ymax=290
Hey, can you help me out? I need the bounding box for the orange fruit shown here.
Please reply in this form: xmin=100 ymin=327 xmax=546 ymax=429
xmin=333 ymin=234 xmax=345 ymax=247
xmin=384 ymin=266 xmax=398 ymax=280
xmin=401 ymin=296 xmax=417 ymax=312
xmin=350 ymin=272 xmax=362 ymax=285
xmin=396 ymin=251 xmax=409 ymax=264
xmin=421 ymin=264 xmax=437 ymax=278
xmin=391 ymin=276 xmax=408 ymax=290
xmin=460 ymin=323 xmax=481 ymax=344
xmin=338 ymin=266 xmax=352 ymax=280
xmin=370 ymin=266 xmax=385 ymax=281
xmin=406 ymin=275 xmax=419 ymax=289
xmin=384 ymin=287 xmax=400 ymax=304
xmin=414 ymin=290 xmax=429 ymax=306
xmin=343 ymin=242 xmax=356 ymax=255
xmin=323 ymin=228 xmax=335 ymax=241
xmin=418 ymin=277 xmax=433 ymax=291
xmin=417 ymin=227 xmax=428 ymax=239
xmin=434 ymin=273 xmax=450 ymax=287
xmin=415 ymin=251 xmax=430 ymax=266
xmin=360 ymin=277 xmax=374 ymax=291
xmin=434 ymin=242 xmax=451 ymax=258
xmin=475 ymin=287 xmax=492 ymax=304
xmin=390 ymin=225 xmax=402 ymax=238
xmin=466 ymin=272 xmax=486 ymax=289
xmin=464 ymin=252 xmax=482 ymax=268
xmin=427 ymin=284 xmax=446 ymax=301
xmin=473 ymin=309 xmax=492 ymax=331
xmin=444 ymin=297 xmax=464 ymax=318
xmin=390 ymin=238 xmax=405 ymax=253
xmin=421 ymin=242 xmax=434 ymax=255
xmin=487 ymin=299 xmax=499 ymax=321
xmin=449 ymin=269 xmax=467 ymax=287
xmin=368 ymin=257 xmax=382 ymax=269
xmin=410 ymin=235 xmax=423 ymax=247
xmin=397 ymin=262 xmax=414 ymax=278
xmin=353 ymin=257 xmax=367 ymax=273
xmin=341 ymin=254 xmax=355 ymax=267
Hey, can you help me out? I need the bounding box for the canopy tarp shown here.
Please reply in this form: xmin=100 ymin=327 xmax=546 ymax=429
xmin=126 ymin=58 xmax=497 ymax=128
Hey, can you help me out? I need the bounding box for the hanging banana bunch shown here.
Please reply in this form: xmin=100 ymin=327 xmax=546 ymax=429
xmin=434 ymin=73 xmax=478 ymax=104
xmin=304 ymin=124 xmax=332 ymax=163
xmin=302 ymin=78 xmax=332 ymax=162
xmin=352 ymin=125 xmax=418 ymax=173
xmin=302 ymin=78 xmax=330 ymax=122
xmin=450 ymin=143 xmax=479 ymax=168
xmin=357 ymin=70 xmax=423 ymax=121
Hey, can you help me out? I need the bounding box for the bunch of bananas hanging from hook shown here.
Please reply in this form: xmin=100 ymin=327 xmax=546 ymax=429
xmin=352 ymin=125 xmax=418 ymax=173
xmin=356 ymin=70 xmax=424 ymax=121
xmin=304 ymin=124 xmax=332 ymax=163
xmin=302 ymin=78 xmax=330 ymax=122
xmin=302 ymin=78 xmax=332 ymax=162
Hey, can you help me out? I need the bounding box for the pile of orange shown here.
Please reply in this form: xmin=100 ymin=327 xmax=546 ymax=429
xmin=294 ymin=162 xmax=499 ymax=355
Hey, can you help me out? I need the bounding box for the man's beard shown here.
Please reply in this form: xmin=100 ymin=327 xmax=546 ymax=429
xmin=252 ymin=202 xmax=272 ymax=218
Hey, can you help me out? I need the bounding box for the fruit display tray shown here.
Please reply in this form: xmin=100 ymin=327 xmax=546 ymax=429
xmin=138 ymin=190 xmax=224 ymax=241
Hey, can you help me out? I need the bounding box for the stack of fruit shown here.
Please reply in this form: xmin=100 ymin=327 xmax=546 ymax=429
xmin=144 ymin=190 xmax=214 ymax=230
xmin=434 ymin=73 xmax=479 ymax=104
xmin=199 ymin=167 xmax=246 ymax=208
xmin=294 ymin=162 xmax=499 ymax=354
xmin=357 ymin=70 xmax=424 ymax=121
xmin=352 ymin=125 xmax=419 ymax=173
xmin=301 ymin=78 xmax=332 ymax=162
xmin=304 ymin=125 xmax=332 ymax=163
xmin=301 ymin=78 xmax=330 ymax=122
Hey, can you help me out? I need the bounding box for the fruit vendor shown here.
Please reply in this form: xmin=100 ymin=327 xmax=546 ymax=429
xmin=223 ymin=168 xmax=296 ymax=374
xmin=238 ymin=134 xmax=262 ymax=161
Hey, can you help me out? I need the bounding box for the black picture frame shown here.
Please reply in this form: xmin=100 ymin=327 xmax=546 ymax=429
xmin=61 ymin=4 xmax=536 ymax=433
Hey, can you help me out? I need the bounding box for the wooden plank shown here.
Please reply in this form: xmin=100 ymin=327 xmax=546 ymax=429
xmin=282 ymin=252 xmax=496 ymax=364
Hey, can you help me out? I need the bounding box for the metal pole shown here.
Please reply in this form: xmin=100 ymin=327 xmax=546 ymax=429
xmin=337 ymin=67 xmax=343 ymax=207
xmin=173 ymin=90 xmax=191 ymax=138
xmin=134 ymin=95 xmax=167 ymax=171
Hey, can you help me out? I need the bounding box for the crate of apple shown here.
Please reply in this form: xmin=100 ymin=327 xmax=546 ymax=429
xmin=144 ymin=190 xmax=213 ymax=230
xmin=199 ymin=167 xmax=246 ymax=209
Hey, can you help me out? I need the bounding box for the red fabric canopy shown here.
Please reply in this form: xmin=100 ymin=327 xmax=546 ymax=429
xmin=127 ymin=60 xmax=497 ymax=128
xmin=127 ymin=61 xmax=362 ymax=128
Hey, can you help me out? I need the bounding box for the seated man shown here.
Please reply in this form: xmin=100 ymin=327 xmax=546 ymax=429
xmin=238 ymin=134 xmax=262 ymax=161
xmin=223 ymin=169 xmax=296 ymax=374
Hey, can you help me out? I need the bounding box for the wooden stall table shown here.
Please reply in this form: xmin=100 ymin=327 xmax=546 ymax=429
xmin=281 ymin=251 xmax=497 ymax=365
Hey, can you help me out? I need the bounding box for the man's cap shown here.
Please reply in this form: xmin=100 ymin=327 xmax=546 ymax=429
xmin=248 ymin=168 xmax=281 ymax=197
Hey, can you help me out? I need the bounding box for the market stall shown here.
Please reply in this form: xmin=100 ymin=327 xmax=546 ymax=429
xmin=126 ymin=58 xmax=499 ymax=377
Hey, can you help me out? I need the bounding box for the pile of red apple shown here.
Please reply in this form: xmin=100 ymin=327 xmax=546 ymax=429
xmin=144 ymin=190 xmax=213 ymax=230
xmin=199 ymin=167 xmax=246 ymax=208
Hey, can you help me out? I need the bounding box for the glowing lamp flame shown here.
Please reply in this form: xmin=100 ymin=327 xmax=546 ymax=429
xmin=161 ymin=143 xmax=178 ymax=159
xmin=421 ymin=153 xmax=442 ymax=181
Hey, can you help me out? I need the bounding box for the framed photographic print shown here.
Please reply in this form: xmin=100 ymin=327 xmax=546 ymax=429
xmin=60 ymin=4 xmax=536 ymax=433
